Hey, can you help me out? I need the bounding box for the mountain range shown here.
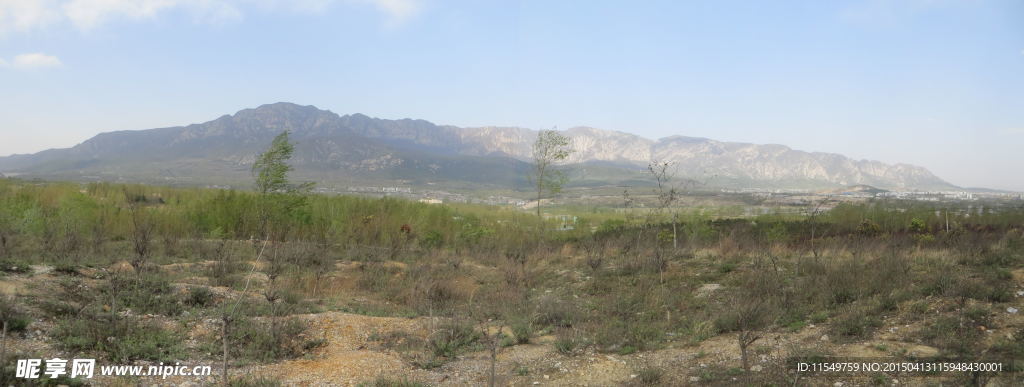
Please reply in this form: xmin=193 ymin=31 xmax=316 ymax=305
xmin=0 ymin=102 xmax=957 ymax=191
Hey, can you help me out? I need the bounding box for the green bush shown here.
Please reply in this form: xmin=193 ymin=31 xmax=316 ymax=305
xmin=53 ymin=315 xmax=183 ymax=362
xmin=226 ymin=316 xmax=313 ymax=362
xmin=0 ymin=297 xmax=30 ymax=332
xmin=510 ymin=319 xmax=532 ymax=344
xmin=106 ymin=273 xmax=184 ymax=316
xmin=830 ymin=306 xmax=882 ymax=339
xmin=420 ymin=230 xmax=444 ymax=249
xmin=0 ymin=259 xmax=31 ymax=273
xmin=185 ymin=286 xmax=216 ymax=307
xmin=534 ymin=295 xmax=577 ymax=328
xmin=428 ymin=320 xmax=479 ymax=358
xmin=917 ymin=315 xmax=981 ymax=356
xmin=909 ymin=218 xmax=928 ymax=233
xmin=596 ymin=219 xmax=627 ymax=235
xmin=54 ymin=263 xmax=80 ymax=275
xmin=857 ymin=219 xmax=881 ymax=237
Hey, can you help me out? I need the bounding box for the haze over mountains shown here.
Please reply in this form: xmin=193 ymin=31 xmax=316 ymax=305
xmin=0 ymin=103 xmax=957 ymax=191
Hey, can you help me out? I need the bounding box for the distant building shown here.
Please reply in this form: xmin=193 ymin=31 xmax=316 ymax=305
xmin=419 ymin=198 xmax=443 ymax=204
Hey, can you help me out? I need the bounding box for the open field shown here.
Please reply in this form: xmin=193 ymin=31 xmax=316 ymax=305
xmin=1 ymin=178 xmax=1024 ymax=386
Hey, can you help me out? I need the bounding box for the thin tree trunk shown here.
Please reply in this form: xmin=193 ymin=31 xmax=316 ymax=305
xmin=489 ymin=336 xmax=497 ymax=387
xmin=536 ymin=178 xmax=543 ymax=218
xmin=222 ymin=317 xmax=229 ymax=386
xmin=739 ymin=339 xmax=749 ymax=372
xmin=811 ymin=223 xmax=818 ymax=260
xmin=0 ymin=319 xmax=8 ymax=371
xmin=672 ymin=213 xmax=678 ymax=250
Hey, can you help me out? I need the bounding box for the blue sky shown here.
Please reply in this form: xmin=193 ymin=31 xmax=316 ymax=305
xmin=1 ymin=0 xmax=1022 ymax=190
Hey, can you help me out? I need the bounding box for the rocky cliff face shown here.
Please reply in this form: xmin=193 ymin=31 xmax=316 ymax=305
xmin=429 ymin=123 xmax=949 ymax=190
xmin=0 ymin=102 xmax=956 ymax=190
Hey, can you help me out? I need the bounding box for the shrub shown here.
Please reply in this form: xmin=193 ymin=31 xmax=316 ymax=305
xmin=909 ymin=218 xmax=928 ymax=233
xmin=857 ymin=219 xmax=881 ymax=237
xmin=420 ymin=230 xmax=444 ymax=249
xmin=0 ymin=297 xmax=30 ymax=333
xmin=0 ymin=259 xmax=30 ymax=274
xmin=554 ymin=331 xmax=582 ymax=355
xmin=917 ymin=315 xmax=981 ymax=356
xmin=54 ymin=263 xmax=80 ymax=275
xmin=428 ymin=320 xmax=479 ymax=358
xmin=356 ymin=263 xmax=399 ymax=293
xmin=53 ymin=315 xmax=183 ymax=362
xmin=534 ymin=295 xmax=577 ymax=328
xmin=596 ymin=219 xmax=627 ymax=235
xmin=185 ymin=286 xmax=216 ymax=307
xmin=226 ymin=316 xmax=313 ymax=362
xmin=635 ymin=366 xmax=664 ymax=386
xmin=808 ymin=310 xmax=829 ymax=324
xmin=408 ymin=276 xmax=460 ymax=315
xmin=830 ymin=306 xmax=882 ymax=339
xmin=510 ymin=319 xmax=532 ymax=344
xmin=106 ymin=273 xmax=184 ymax=316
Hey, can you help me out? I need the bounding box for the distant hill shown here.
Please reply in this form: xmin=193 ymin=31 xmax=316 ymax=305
xmin=817 ymin=185 xmax=889 ymax=195
xmin=0 ymin=102 xmax=959 ymax=191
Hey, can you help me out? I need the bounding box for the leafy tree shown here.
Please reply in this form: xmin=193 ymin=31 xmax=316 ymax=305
xmin=857 ymin=219 xmax=881 ymax=237
xmin=909 ymin=218 xmax=928 ymax=233
xmin=530 ymin=129 xmax=573 ymax=217
xmin=251 ymin=131 xmax=313 ymax=240
xmin=253 ymin=131 xmax=304 ymax=195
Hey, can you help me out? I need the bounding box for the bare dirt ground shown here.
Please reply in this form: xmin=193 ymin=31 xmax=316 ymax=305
xmin=5 ymin=258 xmax=1024 ymax=387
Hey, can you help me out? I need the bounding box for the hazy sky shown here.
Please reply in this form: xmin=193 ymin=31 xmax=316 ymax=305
xmin=1 ymin=0 xmax=1022 ymax=190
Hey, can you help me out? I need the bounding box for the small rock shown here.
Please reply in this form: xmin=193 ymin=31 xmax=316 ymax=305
xmin=689 ymin=376 xmax=700 ymax=382
xmin=834 ymin=382 xmax=844 ymax=387
xmin=1008 ymin=307 xmax=1019 ymax=314
xmin=751 ymin=365 xmax=763 ymax=372
xmin=820 ymin=334 xmax=829 ymax=341
xmin=532 ymin=382 xmax=540 ymax=385
xmin=1017 ymin=290 xmax=1024 ymax=297
xmin=543 ymin=375 xmax=549 ymax=380
xmin=630 ymin=374 xmax=637 ymax=378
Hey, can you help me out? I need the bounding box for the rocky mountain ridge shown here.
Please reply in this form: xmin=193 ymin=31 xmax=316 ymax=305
xmin=0 ymin=102 xmax=956 ymax=190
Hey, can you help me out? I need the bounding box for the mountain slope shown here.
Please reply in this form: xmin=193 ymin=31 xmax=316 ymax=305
xmin=0 ymin=102 xmax=957 ymax=190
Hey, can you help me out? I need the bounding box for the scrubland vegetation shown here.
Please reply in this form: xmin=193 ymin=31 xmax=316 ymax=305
xmin=0 ymin=130 xmax=1021 ymax=385
xmin=0 ymin=174 xmax=1022 ymax=385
